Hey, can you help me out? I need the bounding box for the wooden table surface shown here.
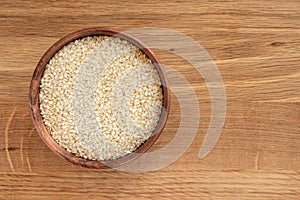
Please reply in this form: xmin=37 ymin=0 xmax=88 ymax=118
xmin=0 ymin=0 xmax=299 ymax=199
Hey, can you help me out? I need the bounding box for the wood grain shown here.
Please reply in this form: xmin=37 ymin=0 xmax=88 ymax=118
xmin=0 ymin=0 xmax=299 ymax=199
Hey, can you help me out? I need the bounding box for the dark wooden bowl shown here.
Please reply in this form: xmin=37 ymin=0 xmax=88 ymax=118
xmin=29 ymin=27 xmax=170 ymax=169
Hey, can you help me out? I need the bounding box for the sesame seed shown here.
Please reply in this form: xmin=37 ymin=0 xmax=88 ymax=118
xmin=39 ymin=36 xmax=163 ymax=161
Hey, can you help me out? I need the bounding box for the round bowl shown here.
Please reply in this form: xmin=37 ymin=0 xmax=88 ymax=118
xmin=29 ymin=27 xmax=170 ymax=169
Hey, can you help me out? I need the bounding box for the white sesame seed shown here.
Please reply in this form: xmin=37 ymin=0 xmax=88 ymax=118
xmin=39 ymin=36 xmax=163 ymax=161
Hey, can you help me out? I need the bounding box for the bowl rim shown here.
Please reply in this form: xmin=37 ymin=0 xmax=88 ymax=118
xmin=29 ymin=27 xmax=170 ymax=169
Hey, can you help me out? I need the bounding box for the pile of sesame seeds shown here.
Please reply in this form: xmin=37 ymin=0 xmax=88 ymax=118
xmin=39 ymin=36 xmax=163 ymax=161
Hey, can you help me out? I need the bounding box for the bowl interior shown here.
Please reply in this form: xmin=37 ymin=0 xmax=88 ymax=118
xmin=29 ymin=28 xmax=170 ymax=169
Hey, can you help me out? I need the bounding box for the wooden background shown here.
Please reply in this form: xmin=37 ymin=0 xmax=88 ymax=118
xmin=0 ymin=0 xmax=299 ymax=199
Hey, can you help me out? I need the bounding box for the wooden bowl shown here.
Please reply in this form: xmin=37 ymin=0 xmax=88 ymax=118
xmin=29 ymin=27 xmax=170 ymax=169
